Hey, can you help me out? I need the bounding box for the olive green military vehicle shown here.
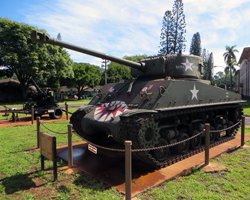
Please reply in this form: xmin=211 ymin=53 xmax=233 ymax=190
xmin=31 ymin=30 xmax=244 ymax=168
xmin=24 ymin=78 xmax=63 ymax=119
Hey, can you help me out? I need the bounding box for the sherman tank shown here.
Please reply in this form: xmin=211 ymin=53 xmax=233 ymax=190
xmin=31 ymin=30 xmax=244 ymax=168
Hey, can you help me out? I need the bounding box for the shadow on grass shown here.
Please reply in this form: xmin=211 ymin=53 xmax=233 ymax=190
xmin=0 ymin=171 xmax=45 ymax=194
xmin=73 ymin=173 xmax=110 ymax=191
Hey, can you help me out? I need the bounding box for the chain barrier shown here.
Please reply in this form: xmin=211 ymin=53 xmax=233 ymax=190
xmin=85 ymin=120 xmax=242 ymax=153
xmin=133 ymin=130 xmax=204 ymax=152
xmin=40 ymin=122 xmax=68 ymax=134
xmin=87 ymin=129 xmax=204 ymax=153
xmin=38 ymin=119 xmax=241 ymax=152
xmin=209 ymin=121 xmax=241 ymax=133
xmin=61 ymin=109 xmax=73 ymax=115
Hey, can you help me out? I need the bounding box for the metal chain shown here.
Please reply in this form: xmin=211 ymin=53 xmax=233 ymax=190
xmin=40 ymin=122 xmax=68 ymax=134
xmin=61 ymin=109 xmax=73 ymax=115
xmin=85 ymin=120 xmax=241 ymax=153
xmin=132 ymin=129 xmax=204 ymax=152
xmin=210 ymin=121 xmax=241 ymax=133
xmin=38 ymin=120 xmax=241 ymax=153
xmin=87 ymin=129 xmax=204 ymax=153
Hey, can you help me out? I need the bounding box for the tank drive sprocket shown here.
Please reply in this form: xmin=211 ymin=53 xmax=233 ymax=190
xmin=125 ymin=116 xmax=170 ymax=167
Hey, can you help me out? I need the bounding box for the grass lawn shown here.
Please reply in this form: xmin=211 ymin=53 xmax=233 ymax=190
xmin=0 ymin=122 xmax=122 ymax=200
xmin=0 ymin=102 xmax=250 ymax=199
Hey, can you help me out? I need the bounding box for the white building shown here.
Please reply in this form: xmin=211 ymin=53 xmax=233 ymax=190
xmin=238 ymin=47 xmax=250 ymax=98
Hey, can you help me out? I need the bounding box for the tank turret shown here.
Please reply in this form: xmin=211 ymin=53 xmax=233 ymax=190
xmin=31 ymin=30 xmax=203 ymax=79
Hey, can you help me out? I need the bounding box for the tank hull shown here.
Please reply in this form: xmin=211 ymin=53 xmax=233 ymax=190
xmin=71 ymin=79 xmax=244 ymax=167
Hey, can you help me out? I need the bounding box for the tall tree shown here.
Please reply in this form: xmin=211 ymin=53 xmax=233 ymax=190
xmin=202 ymin=49 xmax=214 ymax=82
xmin=190 ymin=32 xmax=201 ymax=56
xmin=206 ymin=53 xmax=214 ymax=81
xmin=0 ymin=18 xmax=73 ymax=98
xmin=159 ymin=0 xmax=186 ymax=54
xmin=171 ymin=0 xmax=186 ymax=54
xmin=159 ymin=11 xmax=173 ymax=55
xmin=223 ymin=45 xmax=238 ymax=89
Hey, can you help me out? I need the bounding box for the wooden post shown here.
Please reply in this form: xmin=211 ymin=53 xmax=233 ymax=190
xmin=205 ymin=123 xmax=210 ymax=166
xmin=241 ymin=116 xmax=245 ymax=147
xmin=4 ymin=106 xmax=7 ymax=116
xmin=41 ymin=154 xmax=45 ymax=170
xmin=65 ymin=102 xmax=69 ymax=120
xmin=68 ymin=124 xmax=73 ymax=167
xmin=36 ymin=117 xmax=41 ymax=148
xmin=11 ymin=111 xmax=15 ymax=122
xmin=125 ymin=140 xmax=132 ymax=200
xmin=31 ymin=106 xmax=34 ymax=124
xmin=52 ymin=137 xmax=57 ymax=181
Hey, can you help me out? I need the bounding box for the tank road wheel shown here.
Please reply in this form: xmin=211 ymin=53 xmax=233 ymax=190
xmin=209 ymin=126 xmax=216 ymax=143
xmin=226 ymin=121 xmax=235 ymax=136
xmin=176 ymin=132 xmax=190 ymax=154
xmin=138 ymin=119 xmax=160 ymax=149
xmin=215 ymin=124 xmax=223 ymax=140
xmin=49 ymin=108 xmax=63 ymax=119
xmin=151 ymin=138 xmax=169 ymax=162
xmin=190 ymin=123 xmax=203 ymax=150
xmin=190 ymin=130 xmax=202 ymax=150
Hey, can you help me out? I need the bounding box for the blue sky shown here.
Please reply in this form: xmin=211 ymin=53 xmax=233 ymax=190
xmin=1 ymin=0 xmax=250 ymax=74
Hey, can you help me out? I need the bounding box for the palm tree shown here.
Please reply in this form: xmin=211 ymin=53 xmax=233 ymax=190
xmin=223 ymin=45 xmax=238 ymax=89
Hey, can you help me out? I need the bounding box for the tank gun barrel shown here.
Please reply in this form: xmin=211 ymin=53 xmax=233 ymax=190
xmin=31 ymin=30 xmax=145 ymax=71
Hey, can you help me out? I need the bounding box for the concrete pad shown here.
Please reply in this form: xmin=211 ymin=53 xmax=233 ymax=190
xmin=57 ymin=134 xmax=250 ymax=197
xmin=203 ymin=162 xmax=228 ymax=173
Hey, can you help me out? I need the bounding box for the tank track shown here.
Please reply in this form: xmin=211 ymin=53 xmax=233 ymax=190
xmin=122 ymin=103 xmax=242 ymax=168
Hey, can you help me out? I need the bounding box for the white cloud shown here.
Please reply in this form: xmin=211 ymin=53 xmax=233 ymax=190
xmin=23 ymin=0 xmax=250 ymax=68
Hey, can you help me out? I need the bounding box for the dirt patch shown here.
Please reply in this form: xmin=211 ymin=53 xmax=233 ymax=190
xmin=0 ymin=115 xmax=68 ymax=128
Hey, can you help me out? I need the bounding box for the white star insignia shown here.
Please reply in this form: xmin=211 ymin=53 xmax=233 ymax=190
xmin=190 ymin=84 xmax=199 ymax=100
xmin=182 ymin=59 xmax=193 ymax=71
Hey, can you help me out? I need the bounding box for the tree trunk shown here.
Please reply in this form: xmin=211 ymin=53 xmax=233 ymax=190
xmin=20 ymin=83 xmax=28 ymax=100
xmin=229 ymin=64 xmax=233 ymax=90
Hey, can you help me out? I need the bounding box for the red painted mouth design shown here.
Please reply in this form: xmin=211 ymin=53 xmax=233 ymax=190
xmin=94 ymin=101 xmax=128 ymax=122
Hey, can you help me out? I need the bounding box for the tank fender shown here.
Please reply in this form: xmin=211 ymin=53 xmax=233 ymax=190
xmin=120 ymin=109 xmax=157 ymax=118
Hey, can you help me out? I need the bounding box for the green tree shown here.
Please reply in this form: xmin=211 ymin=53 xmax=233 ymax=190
xmin=213 ymin=71 xmax=228 ymax=89
xmin=159 ymin=11 xmax=173 ymax=54
xmin=223 ymin=45 xmax=238 ymax=89
xmin=67 ymin=63 xmax=101 ymax=98
xmin=106 ymin=63 xmax=131 ymax=83
xmin=190 ymin=32 xmax=201 ymax=56
xmin=171 ymin=0 xmax=186 ymax=54
xmin=0 ymin=18 xmax=73 ymax=98
xmin=203 ymin=52 xmax=214 ymax=81
xmin=202 ymin=49 xmax=214 ymax=82
xmin=159 ymin=0 xmax=186 ymax=54
xmin=106 ymin=55 xmax=147 ymax=83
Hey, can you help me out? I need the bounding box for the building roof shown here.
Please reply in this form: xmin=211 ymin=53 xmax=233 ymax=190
xmin=239 ymin=47 xmax=250 ymax=64
xmin=0 ymin=78 xmax=20 ymax=84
